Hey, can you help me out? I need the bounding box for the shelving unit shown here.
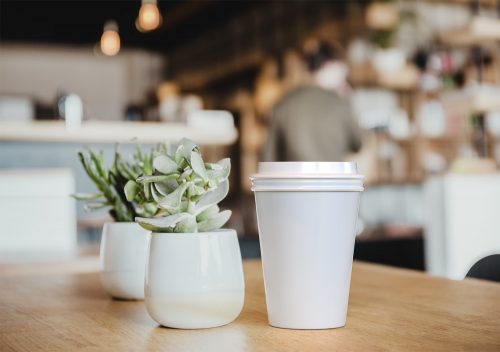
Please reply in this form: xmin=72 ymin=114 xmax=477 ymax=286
xmin=438 ymin=15 xmax=500 ymax=47
xmin=348 ymin=67 xmax=423 ymax=186
xmin=348 ymin=10 xmax=500 ymax=185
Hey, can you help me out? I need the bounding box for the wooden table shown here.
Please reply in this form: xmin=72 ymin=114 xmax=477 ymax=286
xmin=1 ymin=258 xmax=499 ymax=351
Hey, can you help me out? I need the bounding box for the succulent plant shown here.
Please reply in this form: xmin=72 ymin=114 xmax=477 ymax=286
xmin=74 ymin=145 xmax=158 ymax=222
xmin=133 ymin=138 xmax=232 ymax=233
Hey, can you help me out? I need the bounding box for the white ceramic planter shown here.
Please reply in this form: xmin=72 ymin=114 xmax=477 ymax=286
xmin=145 ymin=229 xmax=245 ymax=329
xmin=100 ymin=222 xmax=151 ymax=300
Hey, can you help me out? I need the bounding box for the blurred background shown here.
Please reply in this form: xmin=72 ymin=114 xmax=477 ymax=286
xmin=1 ymin=0 xmax=499 ymax=280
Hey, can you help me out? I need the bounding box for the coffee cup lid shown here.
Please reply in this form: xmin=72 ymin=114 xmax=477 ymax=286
xmin=251 ymin=162 xmax=363 ymax=179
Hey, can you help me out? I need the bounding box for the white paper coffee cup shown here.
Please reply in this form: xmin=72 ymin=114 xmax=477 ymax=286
xmin=250 ymin=162 xmax=364 ymax=329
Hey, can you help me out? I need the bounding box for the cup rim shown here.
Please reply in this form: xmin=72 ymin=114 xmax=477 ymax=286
xmin=253 ymin=161 xmax=363 ymax=179
xmin=150 ymin=228 xmax=236 ymax=236
xmin=250 ymin=175 xmax=364 ymax=192
xmin=250 ymin=174 xmax=365 ymax=180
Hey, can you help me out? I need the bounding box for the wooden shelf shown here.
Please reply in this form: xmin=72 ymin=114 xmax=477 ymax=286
xmin=439 ymin=16 xmax=500 ymax=47
xmin=423 ymin=136 xmax=463 ymax=143
xmin=0 ymin=120 xmax=238 ymax=146
xmin=391 ymin=138 xmax=416 ymax=145
xmin=439 ymin=86 xmax=500 ymax=115
xmin=349 ymin=61 xmax=420 ymax=92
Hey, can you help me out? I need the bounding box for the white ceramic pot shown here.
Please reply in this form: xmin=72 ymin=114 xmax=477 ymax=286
xmin=100 ymin=222 xmax=151 ymax=300
xmin=145 ymin=229 xmax=245 ymax=329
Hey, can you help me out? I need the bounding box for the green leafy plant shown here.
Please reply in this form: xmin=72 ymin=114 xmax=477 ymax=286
xmin=133 ymin=138 xmax=232 ymax=233
xmin=74 ymin=145 xmax=158 ymax=222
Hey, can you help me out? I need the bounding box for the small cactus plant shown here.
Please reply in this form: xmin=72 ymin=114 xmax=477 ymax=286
xmin=133 ymin=138 xmax=232 ymax=233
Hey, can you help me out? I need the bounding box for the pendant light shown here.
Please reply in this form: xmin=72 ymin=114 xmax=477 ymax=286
xmin=100 ymin=20 xmax=120 ymax=56
xmin=136 ymin=0 xmax=162 ymax=32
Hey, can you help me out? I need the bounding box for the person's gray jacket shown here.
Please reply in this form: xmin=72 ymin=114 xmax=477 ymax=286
xmin=263 ymin=86 xmax=361 ymax=162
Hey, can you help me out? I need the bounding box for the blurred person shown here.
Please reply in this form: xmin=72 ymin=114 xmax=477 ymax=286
xmin=263 ymin=39 xmax=361 ymax=162
xmin=282 ymin=49 xmax=309 ymax=92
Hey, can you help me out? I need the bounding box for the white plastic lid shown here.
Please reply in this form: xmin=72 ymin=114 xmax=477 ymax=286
xmin=252 ymin=162 xmax=363 ymax=179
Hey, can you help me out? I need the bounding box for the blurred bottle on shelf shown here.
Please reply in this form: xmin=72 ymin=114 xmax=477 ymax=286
xmin=57 ymin=92 xmax=83 ymax=131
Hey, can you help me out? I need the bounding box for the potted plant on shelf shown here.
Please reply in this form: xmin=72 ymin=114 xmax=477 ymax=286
xmin=134 ymin=138 xmax=245 ymax=329
xmin=75 ymin=145 xmax=157 ymax=300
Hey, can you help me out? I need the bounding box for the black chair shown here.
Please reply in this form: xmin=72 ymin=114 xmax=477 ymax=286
xmin=466 ymin=254 xmax=500 ymax=282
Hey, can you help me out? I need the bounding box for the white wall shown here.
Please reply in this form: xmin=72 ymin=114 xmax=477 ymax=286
xmin=0 ymin=44 xmax=165 ymax=120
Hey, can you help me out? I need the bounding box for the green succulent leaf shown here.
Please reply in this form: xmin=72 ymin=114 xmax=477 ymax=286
xmin=150 ymin=182 xmax=164 ymax=204
xmin=135 ymin=201 xmax=157 ymax=217
xmin=217 ymin=157 xmax=231 ymax=170
xmin=197 ymin=210 xmax=232 ymax=232
xmin=205 ymin=158 xmax=230 ymax=176
xmin=190 ymin=151 xmax=208 ymax=180
xmin=154 ymin=181 xmax=190 ymax=212
xmin=194 ymin=180 xmax=229 ymax=215
xmin=124 ymin=180 xmax=140 ymax=202
xmin=176 ymin=138 xmax=198 ymax=161
xmin=196 ymin=204 xmax=220 ymax=222
xmin=180 ymin=167 xmax=193 ymax=180
xmin=84 ymin=201 xmax=110 ymax=211
xmin=187 ymin=182 xmax=205 ymax=199
xmin=90 ymin=150 xmax=107 ymax=180
xmin=72 ymin=193 xmax=103 ymax=201
xmin=207 ymin=163 xmax=230 ymax=182
xmin=144 ymin=182 xmax=151 ymax=200
xmin=136 ymin=174 xmax=179 ymax=184
xmin=143 ymin=202 xmax=158 ymax=216
xmin=134 ymin=142 xmax=143 ymax=160
xmin=144 ymin=151 xmax=154 ymax=176
xmin=174 ymin=214 xmax=198 ymax=233
xmin=153 ymin=155 xmax=179 ymax=174
xmin=136 ymin=212 xmax=191 ymax=231
xmin=154 ymin=179 xmax=178 ymax=196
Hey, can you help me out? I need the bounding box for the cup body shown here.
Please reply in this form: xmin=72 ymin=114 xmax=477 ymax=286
xmin=251 ymin=162 xmax=363 ymax=329
xmin=100 ymin=222 xmax=151 ymax=300
xmin=145 ymin=229 xmax=245 ymax=329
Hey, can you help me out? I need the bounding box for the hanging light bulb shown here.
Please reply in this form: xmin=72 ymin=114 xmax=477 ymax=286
xmin=100 ymin=20 xmax=120 ymax=56
xmin=136 ymin=0 xmax=162 ymax=32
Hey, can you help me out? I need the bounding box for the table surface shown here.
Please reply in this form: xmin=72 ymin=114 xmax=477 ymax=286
xmin=1 ymin=258 xmax=499 ymax=352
